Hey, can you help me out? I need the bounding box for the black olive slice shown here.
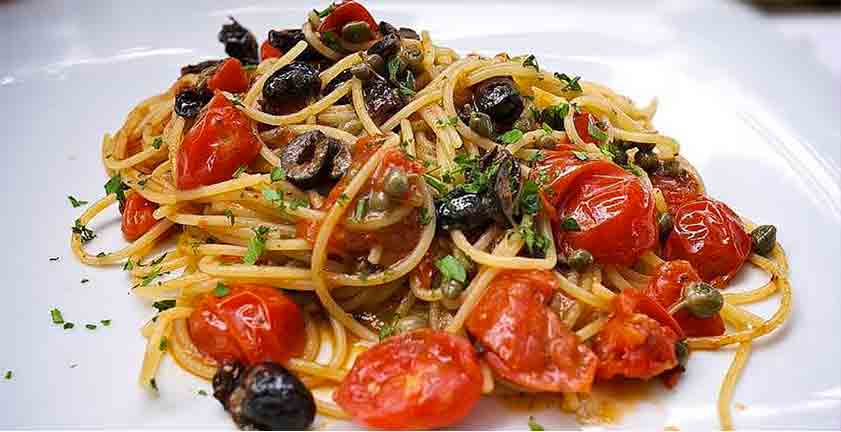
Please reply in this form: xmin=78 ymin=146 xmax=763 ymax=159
xmin=473 ymin=77 xmax=524 ymax=129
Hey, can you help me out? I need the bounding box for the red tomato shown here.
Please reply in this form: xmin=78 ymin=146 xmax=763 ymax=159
xmin=663 ymin=197 xmax=751 ymax=286
xmin=187 ymin=284 xmax=305 ymax=365
xmin=176 ymin=92 xmax=261 ymax=190
xmin=260 ymin=40 xmax=282 ymax=60
xmin=207 ymin=58 xmax=250 ymax=93
xmin=573 ymin=111 xmax=597 ymax=143
xmin=121 ymin=192 xmax=158 ymax=241
xmin=645 ymin=260 xmax=725 ymax=337
xmin=650 ymin=170 xmax=701 ymax=209
xmin=466 ymin=270 xmax=598 ymax=393
xmin=318 ymin=1 xmax=378 ymax=35
xmin=592 ymin=289 xmax=680 ymax=380
xmin=334 ymin=329 xmax=482 ymax=430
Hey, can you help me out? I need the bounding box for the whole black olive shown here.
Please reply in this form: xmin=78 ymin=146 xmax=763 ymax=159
xmin=366 ymin=32 xmax=401 ymax=61
xmin=473 ymin=77 xmax=524 ymax=129
xmin=174 ymin=87 xmax=213 ymax=118
xmin=362 ymin=75 xmax=406 ymax=125
xmin=267 ymin=29 xmax=327 ymax=63
xmin=180 ymin=59 xmax=223 ymax=77
xmin=218 ymin=17 xmax=259 ymax=65
xmin=435 ymin=189 xmax=499 ymax=231
xmin=213 ymin=361 xmax=316 ymax=431
xmin=322 ymin=68 xmax=352 ymax=104
xmin=262 ymin=62 xmax=322 ymax=115
xmin=280 ymin=130 xmax=350 ymax=188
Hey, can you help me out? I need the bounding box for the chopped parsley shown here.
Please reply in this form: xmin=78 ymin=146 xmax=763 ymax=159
xmin=263 ymin=188 xmax=308 ymax=213
xmin=336 ymin=193 xmax=351 ymax=206
xmin=529 ymin=150 xmax=545 ymax=163
xmin=104 ymin=174 xmax=128 ymax=207
xmin=270 ymin=167 xmax=286 ymax=182
xmin=151 ymin=137 xmax=163 ymax=150
xmin=435 ymin=116 xmax=459 ymax=128
xmin=223 ymin=209 xmax=235 ymax=226
xmin=148 ymin=253 xmax=168 ymax=267
xmin=528 ymin=416 xmax=545 ymax=431
xmin=152 ymin=299 xmax=176 ymax=312
xmin=50 ymin=308 xmax=65 ymax=325
xmin=572 ymin=150 xmax=589 ymax=161
xmin=387 ymin=55 xmax=401 ymax=83
xmin=122 ymin=259 xmax=134 ymax=271
xmin=352 ymin=198 xmax=368 ymax=222
xmin=159 ymin=336 xmax=168 ymax=351
xmin=522 ymin=54 xmax=539 ymax=71
xmin=378 ymin=313 xmax=400 ymax=340
xmin=398 ymin=69 xmax=416 ymax=97
xmin=587 ymin=117 xmax=609 ymax=143
xmin=422 ymin=174 xmax=448 ymax=194
xmin=435 ymin=255 xmax=467 ymax=284
xmin=100 ymin=319 xmax=111 ymax=326
xmin=243 ymin=226 xmax=270 ymax=265
xmin=498 ymin=128 xmax=523 ymax=145
xmin=518 ymin=180 xmax=541 ymax=215
xmin=418 ymin=207 xmax=432 ymax=225
xmin=518 ymin=217 xmax=549 ymax=255
xmin=85 ymin=324 xmax=97 ymax=330
xmin=213 ymin=282 xmax=231 ymax=298
xmin=67 ymin=196 xmax=88 ymax=208
xmin=232 ymin=165 xmax=247 ymax=178
xmin=560 ymin=217 xmax=581 ymax=231
xmin=541 ymin=123 xmax=553 ymax=135
xmin=321 ymin=31 xmax=341 ymax=51
xmin=49 ymin=256 xmax=60 ymax=262
xmin=555 ymin=72 xmax=582 ymax=92
xmin=137 ymin=266 xmax=166 ymax=288
xmin=3 ymin=371 xmax=11 ymax=380
xmin=72 ymin=219 xmax=96 ymax=243
xmin=229 ymin=95 xmax=244 ymax=108
xmin=197 ymin=389 xmax=209 ymax=396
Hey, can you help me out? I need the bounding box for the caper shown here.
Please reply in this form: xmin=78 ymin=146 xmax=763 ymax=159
xmin=350 ymin=63 xmax=373 ymax=81
xmin=364 ymin=53 xmax=385 ymax=74
xmin=683 ymin=281 xmax=723 ymax=319
xmin=383 ymin=167 xmax=409 ymax=197
xmin=675 ymin=340 xmax=689 ymax=368
xmin=567 ymin=249 xmax=593 ymax=272
xmin=657 ymin=212 xmax=674 ymax=241
xmin=399 ymin=46 xmax=423 ymax=68
xmin=468 ymin=111 xmax=494 ymax=138
xmin=537 ymin=134 xmax=557 ymax=149
xmin=441 ymin=279 xmax=465 ymax=299
xmin=341 ymin=21 xmax=373 ymax=43
xmin=612 ymin=149 xmax=629 ymax=166
xmin=750 ymin=224 xmax=777 ymax=256
xmin=395 ymin=314 xmax=429 ymax=334
xmin=635 ymin=150 xmax=660 ymax=172
xmin=369 ymin=190 xmax=391 ymax=211
xmin=662 ymin=159 xmax=683 ymax=177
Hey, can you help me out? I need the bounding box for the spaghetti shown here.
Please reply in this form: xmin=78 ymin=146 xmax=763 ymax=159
xmin=70 ymin=2 xmax=790 ymax=430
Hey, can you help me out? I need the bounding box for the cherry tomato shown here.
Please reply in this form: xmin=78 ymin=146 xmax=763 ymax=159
xmin=573 ymin=111 xmax=597 ymax=143
xmin=207 ymin=58 xmax=250 ymax=93
xmin=318 ymin=1 xmax=378 ymax=35
xmin=187 ymin=284 xmax=305 ymax=365
xmin=645 ymin=260 xmax=725 ymax=337
xmin=592 ymin=289 xmax=680 ymax=380
xmin=176 ymin=92 xmax=261 ymax=190
xmin=466 ymin=270 xmax=598 ymax=393
xmin=121 ymin=192 xmax=158 ymax=241
xmin=650 ymin=170 xmax=701 ymax=209
xmin=334 ymin=329 xmax=482 ymax=430
xmin=664 ymin=197 xmax=750 ymax=286
xmin=260 ymin=40 xmax=282 ymax=61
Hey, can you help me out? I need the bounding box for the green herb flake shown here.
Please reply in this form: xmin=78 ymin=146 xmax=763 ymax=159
xmin=321 ymin=31 xmax=341 ymax=51
xmin=68 ymin=196 xmax=89 ymax=208
xmin=213 ymin=282 xmax=231 ymax=298
xmin=3 ymin=371 xmax=11 ymax=380
xmin=518 ymin=218 xmax=549 ymax=255
xmin=418 ymin=207 xmax=432 ymax=225
xmin=151 ymin=137 xmax=163 ymax=150
xmin=149 ymin=253 xmax=168 ymax=267
xmin=197 ymin=389 xmax=208 ymax=396
xmin=50 ymin=308 xmax=65 ymax=325
xmin=572 ymin=151 xmax=589 ymax=161
xmin=152 ymin=299 xmax=176 ymax=312
xmin=315 ymin=3 xmax=335 ymax=18
xmin=72 ymin=219 xmax=96 ymax=243
xmin=85 ymin=324 xmax=97 ymax=330
xmin=560 ymin=217 xmax=581 ymax=231
xmin=159 ymin=336 xmax=168 ymax=351
xmin=422 ymin=174 xmax=448 ymax=194
xmin=49 ymin=256 xmax=60 ymax=262
xmin=243 ymin=226 xmax=270 ymax=265
xmin=522 ymin=54 xmax=539 ymax=72
xmin=498 ymin=128 xmax=524 ymax=145
xmin=435 ymin=116 xmax=459 ymax=129
xmin=378 ymin=313 xmax=400 ymax=340
xmin=100 ymin=319 xmax=111 ymax=326
xmin=336 ymin=193 xmax=351 ymax=206
xmin=555 ymin=72 xmax=582 ymax=92
xmin=223 ymin=209 xmax=235 ymax=226
xmin=352 ymin=198 xmax=368 ymax=222
xmin=518 ymin=180 xmax=541 ymax=215
xmin=122 ymin=259 xmax=134 ymax=271
xmin=528 ymin=416 xmax=545 ymax=431
xmin=435 ymin=255 xmax=467 ymax=284
xmin=104 ymin=174 xmax=128 ymax=206
xmin=587 ymin=117 xmax=609 ymax=143
xmin=232 ymin=165 xmax=247 ymax=178
xmin=138 ymin=267 xmax=165 ymax=288
xmin=541 ymin=123 xmax=553 ymax=135
xmin=270 ymin=167 xmax=286 ymax=182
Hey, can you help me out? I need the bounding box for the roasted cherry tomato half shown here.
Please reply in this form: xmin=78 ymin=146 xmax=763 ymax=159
xmin=573 ymin=111 xmax=597 ymax=143
xmin=663 ymin=197 xmax=751 ymax=286
xmin=207 ymin=58 xmax=250 ymax=94
xmin=650 ymin=170 xmax=702 ymax=209
xmin=260 ymin=40 xmax=283 ymax=61
xmin=466 ymin=270 xmax=598 ymax=393
xmin=318 ymin=1 xmax=378 ymax=35
xmin=334 ymin=329 xmax=482 ymax=430
xmin=176 ymin=92 xmax=261 ymax=190
xmin=645 ymin=260 xmax=725 ymax=337
xmin=121 ymin=192 xmax=158 ymax=241
xmin=188 ymin=284 xmax=305 ymax=365
xmin=592 ymin=289 xmax=681 ymax=380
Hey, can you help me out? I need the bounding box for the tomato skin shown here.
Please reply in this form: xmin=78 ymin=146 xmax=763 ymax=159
xmin=592 ymin=289 xmax=680 ymax=381
xmin=187 ymin=284 xmax=305 ymax=365
xmin=466 ymin=270 xmax=598 ymax=393
xmin=207 ymin=58 xmax=250 ymax=93
xmin=176 ymin=92 xmax=261 ymax=190
xmin=573 ymin=111 xmax=596 ymax=143
xmin=318 ymin=1 xmax=378 ymax=35
xmin=663 ymin=197 xmax=750 ymax=286
xmin=650 ymin=170 xmax=701 ymax=209
xmin=645 ymin=260 xmax=725 ymax=337
xmin=334 ymin=329 xmax=482 ymax=430
xmin=260 ymin=40 xmax=282 ymax=60
xmin=121 ymin=192 xmax=158 ymax=241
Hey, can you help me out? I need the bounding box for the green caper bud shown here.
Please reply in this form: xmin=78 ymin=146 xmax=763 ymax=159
xmin=383 ymin=167 xmax=409 ymax=197
xmin=635 ymin=150 xmax=660 ymax=172
xmin=364 ymin=53 xmax=385 ymax=74
xmin=567 ymin=249 xmax=593 ymax=272
xmin=441 ymin=279 xmax=465 ymax=299
xmin=368 ymin=190 xmax=391 ymax=211
xmin=341 ymin=21 xmax=373 ymax=43
xmin=750 ymin=225 xmax=777 ymax=257
xmin=350 ymin=63 xmax=373 ymax=81
xmin=675 ymin=340 xmax=690 ymax=368
xmin=537 ymin=134 xmax=557 ymax=149
xmin=683 ymin=281 xmax=723 ymax=319
xmin=662 ymin=159 xmax=683 ymax=177
xmin=657 ymin=212 xmax=674 ymax=241
xmin=612 ymin=149 xmax=629 ymax=166
xmin=469 ymin=111 xmax=494 ymax=138
xmin=395 ymin=314 xmax=428 ymax=334
xmin=399 ymin=47 xmax=423 ymax=68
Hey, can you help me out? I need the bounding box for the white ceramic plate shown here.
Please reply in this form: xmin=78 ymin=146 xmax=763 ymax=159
xmin=1 ymin=0 xmax=839 ymax=429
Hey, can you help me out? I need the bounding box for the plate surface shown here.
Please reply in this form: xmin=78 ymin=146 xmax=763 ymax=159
xmin=1 ymin=0 xmax=839 ymax=429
